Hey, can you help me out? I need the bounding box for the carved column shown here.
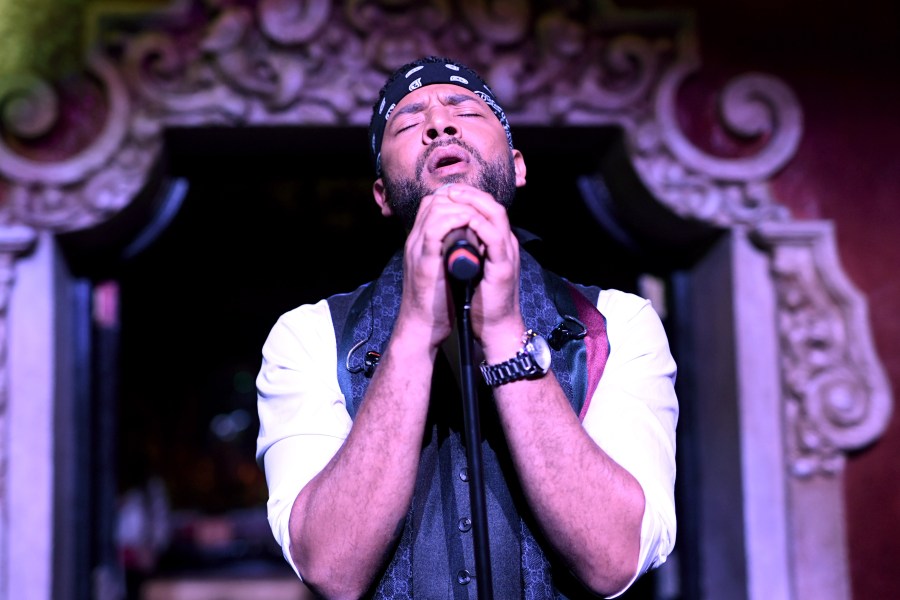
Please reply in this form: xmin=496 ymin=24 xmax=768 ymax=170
xmin=755 ymin=221 xmax=892 ymax=598
xmin=0 ymin=225 xmax=37 ymax=599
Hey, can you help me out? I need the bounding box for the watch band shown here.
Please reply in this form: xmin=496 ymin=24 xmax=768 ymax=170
xmin=480 ymin=330 xmax=551 ymax=387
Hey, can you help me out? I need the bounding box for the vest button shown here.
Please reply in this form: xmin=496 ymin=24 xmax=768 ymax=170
xmin=457 ymin=569 xmax=472 ymax=585
xmin=459 ymin=467 xmax=469 ymax=482
xmin=458 ymin=517 xmax=472 ymax=532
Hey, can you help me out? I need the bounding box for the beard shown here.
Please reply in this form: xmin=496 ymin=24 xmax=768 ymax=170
xmin=382 ymin=139 xmax=517 ymax=231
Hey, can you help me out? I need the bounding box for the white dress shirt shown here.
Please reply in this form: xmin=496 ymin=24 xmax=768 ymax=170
xmin=256 ymin=288 xmax=678 ymax=597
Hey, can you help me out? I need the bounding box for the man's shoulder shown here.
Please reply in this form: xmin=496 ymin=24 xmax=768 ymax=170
xmin=271 ymin=299 xmax=332 ymax=337
xmin=597 ymin=288 xmax=653 ymax=320
xmin=322 ymin=279 xmax=377 ymax=334
xmin=276 ymin=280 xmax=375 ymax=324
xmin=324 ymin=280 xmax=375 ymax=311
xmin=552 ymin=276 xmax=656 ymax=329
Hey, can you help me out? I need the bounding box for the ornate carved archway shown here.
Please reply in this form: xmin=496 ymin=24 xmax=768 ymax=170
xmin=0 ymin=1 xmax=892 ymax=598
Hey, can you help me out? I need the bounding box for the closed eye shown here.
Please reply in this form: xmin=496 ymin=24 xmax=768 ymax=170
xmin=392 ymin=119 xmax=422 ymax=134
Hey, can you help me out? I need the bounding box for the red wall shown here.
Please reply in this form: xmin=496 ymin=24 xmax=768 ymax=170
xmin=774 ymin=71 xmax=900 ymax=600
xmin=664 ymin=0 xmax=900 ymax=596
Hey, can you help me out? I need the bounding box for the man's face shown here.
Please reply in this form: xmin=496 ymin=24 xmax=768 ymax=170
xmin=373 ymin=83 xmax=526 ymax=228
xmin=381 ymin=139 xmax=517 ymax=230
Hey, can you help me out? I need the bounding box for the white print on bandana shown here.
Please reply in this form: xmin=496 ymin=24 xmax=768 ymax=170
xmin=384 ymin=102 xmax=396 ymax=120
xmin=474 ymin=91 xmax=501 ymax=113
xmin=408 ymin=78 xmax=423 ymax=92
xmin=405 ymin=65 xmax=424 ymax=78
xmin=445 ymin=64 xmax=460 ymax=71
xmin=450 ymin=75 xmax=469 ymax=85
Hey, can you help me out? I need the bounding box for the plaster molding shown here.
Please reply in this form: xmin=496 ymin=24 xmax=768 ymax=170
xmin=631 ymin=58 xmax=801 ymax=226
xmin=756 ymin=221 xmax=893 ymax=478
xmin=0 ymin=1 xmax=735 ymax=229
xmin=0 ymin=53 xmax=153 ymax=231
xmin=0 ymin=224 xmax=38 ymax=599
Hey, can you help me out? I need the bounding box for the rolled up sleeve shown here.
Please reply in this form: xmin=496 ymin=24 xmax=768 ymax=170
xmin=255 ymin=299 xmax=353 ymax=575
xmin=581 ymin=290 xmax=679 ymax=596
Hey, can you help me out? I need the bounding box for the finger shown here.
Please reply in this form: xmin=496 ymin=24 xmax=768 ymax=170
xmin=443 ymin=186 xmax=511 ymax=236
xmin=439 ymin=188 xmax=515 ymax=262
xmin=410 ymin=193 xmax=481 ymax=257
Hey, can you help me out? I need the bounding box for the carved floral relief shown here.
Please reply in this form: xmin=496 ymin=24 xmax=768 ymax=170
xmin=0 ymin=0 xmax=891 ymax=488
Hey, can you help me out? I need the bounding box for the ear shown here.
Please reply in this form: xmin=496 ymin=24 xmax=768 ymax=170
xmin=372 ymin=178 xmax=393 ymax=217
xmin=512 ymin=149 xmax=527 ymax=188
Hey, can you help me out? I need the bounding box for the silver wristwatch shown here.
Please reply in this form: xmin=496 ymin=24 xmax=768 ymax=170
xmin=480 ymin=329 xmax=552 ymax=387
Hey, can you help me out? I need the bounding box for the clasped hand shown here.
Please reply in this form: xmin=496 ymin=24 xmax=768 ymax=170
xmin=398 ymin=183 xmax=525 ymax=353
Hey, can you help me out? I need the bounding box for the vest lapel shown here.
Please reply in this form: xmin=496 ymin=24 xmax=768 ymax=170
xmin=330 ymin=247 xmax=609 ymax=598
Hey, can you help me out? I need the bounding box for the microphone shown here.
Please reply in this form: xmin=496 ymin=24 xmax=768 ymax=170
xmin=444 ymin=228 xmax=483 ymax=282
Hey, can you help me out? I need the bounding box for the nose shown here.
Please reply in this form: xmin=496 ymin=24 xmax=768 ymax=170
xmin=424 ymin=108 xmax=459 ymax=143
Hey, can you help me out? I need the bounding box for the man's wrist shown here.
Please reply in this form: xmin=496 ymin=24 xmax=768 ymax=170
xmin=480 ymin=328 xmax=552 ymax=387
xmin=479 ymin=319 xmax=527 ymax=364
xmin=390 ymin=314 xmax=444 ymax=359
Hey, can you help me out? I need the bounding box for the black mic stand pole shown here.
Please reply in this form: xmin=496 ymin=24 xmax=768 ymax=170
xmin=448 ymin=247 xmax=494 ymax=600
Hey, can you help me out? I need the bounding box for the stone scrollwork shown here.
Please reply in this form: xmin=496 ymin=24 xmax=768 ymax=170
xmin=0 ymin=53 xmax=148 ymax=231
xmin=656 ymin=62 xmax=804 ymax=183
xmin=0 ymin=0 xmax=701 ymax=233
xmin=0 ymin=74 xmax=59 ymax=141
xmin=630 ymin=57 xmax=801 ymax=227
xmin=461 ymin=0 xmax=531 ymax=45
xmin=0 ymin=3 xmax=893 ymax=598
xmin=0 ymin=55 xmax=130 ymax=188
xmin=756 ymin=221 xmax=893 ymax=477
xmin=0 ymin=0 xmax=891 ymax=503
xmin=345 ymin=0 xmax=452 ymax=35
xmin=259 ymin=0 xmax=333 ymax=45
xmin=622 ymin=42 xmax=893 ymax=480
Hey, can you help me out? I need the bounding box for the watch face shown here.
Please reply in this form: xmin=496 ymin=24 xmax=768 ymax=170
xmin=527 ymin=334 xmax=552 ymax=373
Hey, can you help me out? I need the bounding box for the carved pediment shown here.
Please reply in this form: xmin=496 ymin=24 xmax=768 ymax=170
xmin=0 ymin=0 xmax=890 ymax=479
xmin=2 ymin=0 xmax=801 ymax=233
xmin=0 ymin=0 xmax=892 ymax=486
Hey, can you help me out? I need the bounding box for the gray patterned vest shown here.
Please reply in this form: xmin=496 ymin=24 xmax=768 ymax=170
xmin=328 ymin=247 xmax=610 ymax=599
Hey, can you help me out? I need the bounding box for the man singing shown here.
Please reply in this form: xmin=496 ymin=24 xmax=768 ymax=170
xmin=256 ymin=56 xmax=678 ymax=599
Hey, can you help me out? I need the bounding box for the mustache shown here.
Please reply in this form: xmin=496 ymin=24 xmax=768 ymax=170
xmin=414 ymin=138 xmax=486 ymax=180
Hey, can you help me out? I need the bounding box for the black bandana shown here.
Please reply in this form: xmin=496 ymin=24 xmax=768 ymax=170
xmin=370 ymin=59 xmax=514 ymax=177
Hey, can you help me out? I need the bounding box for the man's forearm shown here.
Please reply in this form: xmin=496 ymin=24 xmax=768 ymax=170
xmin=288 ymin=331 xmax=436 ymax=599
xmin=492 ymin=373 xmax=645 ymax=596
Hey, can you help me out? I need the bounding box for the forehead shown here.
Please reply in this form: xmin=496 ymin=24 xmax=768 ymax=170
xmin=392 ymin=83 xmax=486 ymax=113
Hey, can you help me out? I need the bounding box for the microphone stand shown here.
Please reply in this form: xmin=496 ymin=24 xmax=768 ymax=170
xmin=449 ymin=267 xmax=494 ymax=600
